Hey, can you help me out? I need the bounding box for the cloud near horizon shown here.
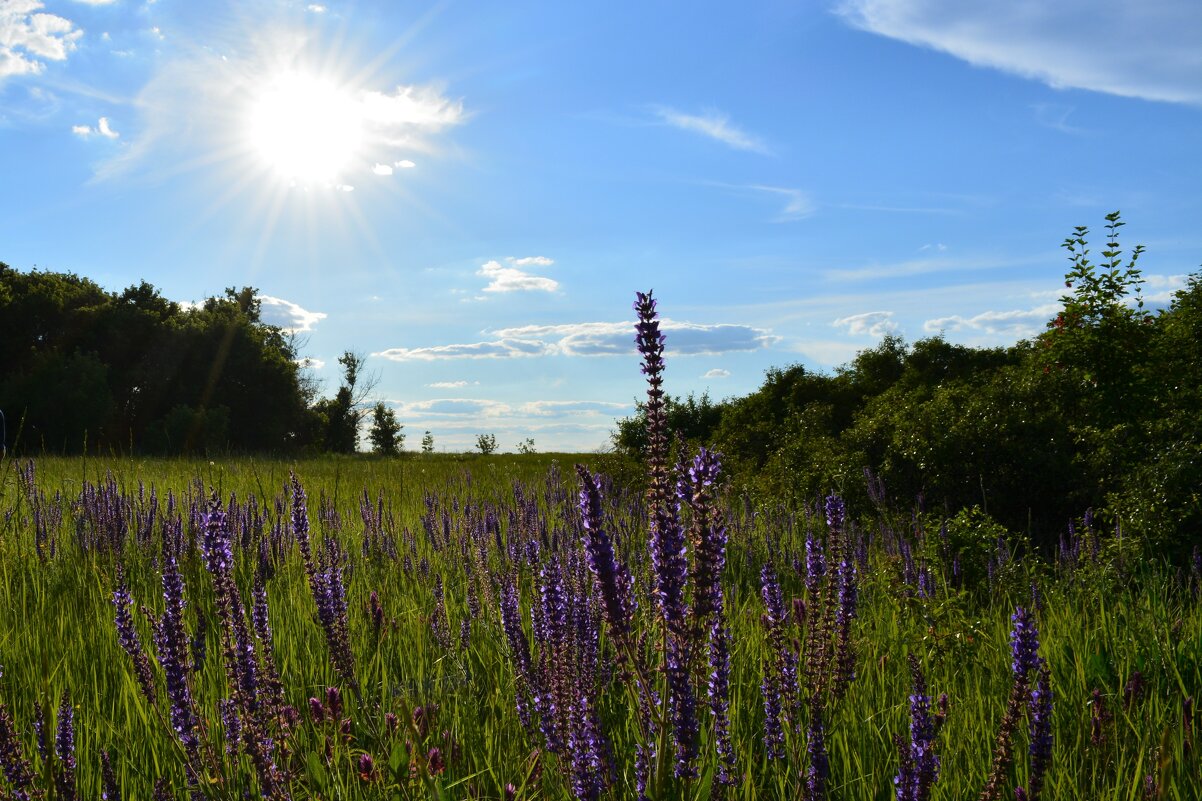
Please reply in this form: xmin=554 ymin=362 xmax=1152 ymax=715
xmin=374 ymin=318 xmax=779 ymax=361
xmin=837 ymin=0 xmax=1202 ymax=106
xmin=924 ymin=303 xmax=1060 ymax=338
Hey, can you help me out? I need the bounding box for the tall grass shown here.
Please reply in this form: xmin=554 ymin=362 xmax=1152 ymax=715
xmin=0 ymin=449 xmax=1196 ymax=799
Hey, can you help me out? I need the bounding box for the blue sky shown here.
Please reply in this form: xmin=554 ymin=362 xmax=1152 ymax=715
xmin=2 ymin=0 xmax=1200 ymax=452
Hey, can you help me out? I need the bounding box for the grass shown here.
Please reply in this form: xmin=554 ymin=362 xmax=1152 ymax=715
xmin=0 ymin=453 xmax=1197 ymax=799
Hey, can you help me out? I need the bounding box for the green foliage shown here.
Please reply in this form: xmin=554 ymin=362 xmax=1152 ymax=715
xmin=421 ymin=430 xmax=435 ymax=454
xmin=516 ymin=437 xmax=536 ymax=454
xmin=611 ymin=213 xmax=1199 ymax=558
xmin=0 ymin=267 xmax=315 ymax=454
xmin=367 ymin=401 xmax=404 ymax=456
xmin=475 ymin=432 xmax=497 ymax=455
xmin=614 ymin=391 xmax=724 ymax=455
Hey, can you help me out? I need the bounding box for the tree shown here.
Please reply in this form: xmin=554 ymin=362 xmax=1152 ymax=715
xmin=421 ymin=430 xmax=435 ymax=453
xmin=476 ymin=433 xmax=497 ymax=455
xmin=368 ymin=401 xmax=403 ymax=455
xmin=318 ymin=351 xmax=379 ymax=453
xmin=517 ymin=437 xmax=536 ymax=454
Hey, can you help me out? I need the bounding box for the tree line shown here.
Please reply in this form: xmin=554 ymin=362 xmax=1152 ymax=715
xmin=614 ymin=213 xmax=1202 ymax=556
xmin=0 ymin=265 xmax=403 ymax=456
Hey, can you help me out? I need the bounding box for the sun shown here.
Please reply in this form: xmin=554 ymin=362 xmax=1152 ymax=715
xmin=246 ymin=70 xmax=364 ymax=184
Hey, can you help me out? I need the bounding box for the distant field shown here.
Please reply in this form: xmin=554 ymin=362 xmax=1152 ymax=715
xmin=0 ymin=453 xmax=1197 ymax=800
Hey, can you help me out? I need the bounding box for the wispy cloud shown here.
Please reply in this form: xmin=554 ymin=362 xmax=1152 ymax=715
xmin=426 ymin=380 xmax=479 ymax=389
xmin=1031 ymin=103 xmax=1086 ymax=134
xmin=374 ymin=318 xmax=779 ymax=361
xmin=833 ymin=310 xmax=898 ymax=337
xmin=0 ymin=1 xmax=81 ymax=82
xmin=509 ymin=256 xmax=554 ymax=267
xmin=749 ymin=185 xmax=815 ymax=221
xmin=837 ymin=0 xmax=1202 ymax=106
xmin=296 ymin=357 xmax=325 ymax=370
xmin=653 ymin=106 xmax=771 ymax=154
xmin=702 ymin=368 xmax=730 ymax=378
xmin=372 ymin=163 xmax=393 ymax=175
xmin=72 ymin=116 xmax=119 ymax=139
xmin=478 ymin=257 xmax=559 ymax=294
xmin=924 ymin=303 xmax=1059 ymax=338
xmin=258 ymin=295 xmax=327 ymax=332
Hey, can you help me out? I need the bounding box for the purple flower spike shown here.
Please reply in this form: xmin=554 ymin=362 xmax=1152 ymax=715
xmin=576 ymin=465 xmax=632 ymax=639
xmin=1027 ymin=662 xmax=1053 ymax=799
xmin=1010 ymin=607 xmax=1041 ymax=683
xmin=55 ymin=692 xmax=77 ymax=801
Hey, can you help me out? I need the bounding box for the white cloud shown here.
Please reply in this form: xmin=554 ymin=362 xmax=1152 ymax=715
xmin=361 ymin=84 xmax=466 ymax=136
xmin=394 ymin=159 xmax=416 ymax=168
xmin=918 ymin=243 xmax=947 ymax=252
xmin=71 ymin=0 xmax=117 ymax=5
xmin=72 ymin=116 xmax=119 ymax=139
xmin=307 ymin=4 xmax=326 ymax=12
xmin=478 ymin=259 xmax=559 ymax=294
xmin=426 ymin=380 xmax=478 ymax=389
xmin=0 ymin=1 xmax=82 ymax=82
xmin=520 ymin=400 xmax=630 ymax=416
xmin=749 ymin=185 xmax=815 ymax=221
xmin=296 ymin=357 xmax=325 ymax=370
xmin=837 ymin=0 xmax=1202 ymax=106
xmin=509 ymin=256 xmax=554 ymax=267
xmin=375 ymin=318 xmax=779 ymax=361
xmin=833 ymin=311 xmax=899 ymax=337
xmin=258 ymin=295 xmax=327 ymax=332
xmin=376 ymin=340 xmax=550 ymax=361
xmin=653 ymin=106 xmax=771 ymax=153
xmin=702 ymin=368 xmax=731 ymax=379
xmin=923 ymin=303 xmax=1059 ymax=337
xmin=372 ymin=163 xmax=393 ymax=175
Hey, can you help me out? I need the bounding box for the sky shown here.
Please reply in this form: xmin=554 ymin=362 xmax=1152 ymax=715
xmin=2 ymin=0 xmax=1200 ymax=452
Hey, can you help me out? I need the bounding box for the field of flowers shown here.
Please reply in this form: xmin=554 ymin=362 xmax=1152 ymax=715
xmin=0 ymin=293 xmax=1198 ymax=800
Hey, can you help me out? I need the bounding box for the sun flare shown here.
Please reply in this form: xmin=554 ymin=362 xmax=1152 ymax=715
xmin=246 ymin=71 xmax=364 ymax=184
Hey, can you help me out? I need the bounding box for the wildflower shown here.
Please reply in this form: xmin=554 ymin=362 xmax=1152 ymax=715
xmin=1027 ymin=662 xmax=1053 ymax=800
xmin=55 ymin=692 xmax=77 ymax=801
xmin=0 ymin=703 xmax=36 ymax=800
xmin=576 ymin=465 xmax=632 ymax=639
xmin=894 ymin=655 xmax=940 ymax=801
xmin=101 ymin=749 xmax=121 ymax=801
xmin=113 ymin=573 xmax=157 ymax=705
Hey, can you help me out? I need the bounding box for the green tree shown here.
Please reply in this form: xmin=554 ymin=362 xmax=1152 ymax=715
xmin=475 ymin=433 xmax=497 ymax=455
xmin=368 ymin=401 xmax=403 ymax=455
xmin=421 ymin=430 xmax=435 ymax=453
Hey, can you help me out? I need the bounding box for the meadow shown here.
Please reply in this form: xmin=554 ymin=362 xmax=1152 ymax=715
xmin=0 ymin=296 xmax=1197 ymax=800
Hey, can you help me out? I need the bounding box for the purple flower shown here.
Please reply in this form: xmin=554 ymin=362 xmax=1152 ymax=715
xmin=681 ymin=448 xmax=728 ymax=630
xmin=707 ymin=609 xmax=737 ymax=786
xmin=805 ymin=528 xmax=826 ymax=594
xmin=576 ymin=465 xmax=632 ymax=639
xmin=1009 ymin=607 xmax=1040 ymax=683
xmin=1027 ymin=662 xmax=1053 ymax=799
xmin=894 ymin=656 xmax=940 ymax=801
xmin=806 ymin=707 xmax=829 ymax=801
xmin=0 ymin=703 xmax=36 ymax=800
xmin=156 ymin=547 xmax=199 ymax=752
xmin=760 ymin=563 xmax=789 ymax=758
xmin=113 ymin=574 xmax=157 ymax=704
xmin=101 ymin=749 xmax=121 ymax=801
xmin=55 ymin=692 xmax=77 ymax=801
